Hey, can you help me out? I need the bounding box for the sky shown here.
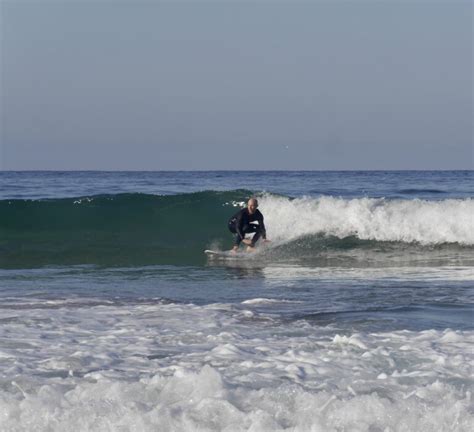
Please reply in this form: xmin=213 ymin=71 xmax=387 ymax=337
xmin=1 ymin=0 xmax=472 ymax=170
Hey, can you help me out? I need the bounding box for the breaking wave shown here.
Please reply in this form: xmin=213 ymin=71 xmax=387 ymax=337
xmin=0 ymin=191 xmax=472 ymax=267
xmin=261 ymin=194 xmax=473 ymax=246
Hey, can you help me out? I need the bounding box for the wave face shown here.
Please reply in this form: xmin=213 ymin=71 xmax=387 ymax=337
xmin=0 ymin=191 xmax=250 ymax=268
xmin=1 ymin=191 xmax=473 ymax=268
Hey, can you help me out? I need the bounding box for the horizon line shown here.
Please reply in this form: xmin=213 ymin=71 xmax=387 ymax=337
xmin=1 ymin=169 xmax=473 ymax=173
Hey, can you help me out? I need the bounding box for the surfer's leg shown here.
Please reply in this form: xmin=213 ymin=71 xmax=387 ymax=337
xmin=228 ymin=222 xmax=242 ymax=247
xmin=232 ymin=224 xmax=260 ymax=248
xmin=242 ymin=224 xmax=261 ymax=247
xmin=250 ymin=228 xmax=262 ymax=246
xmin=234 ymin=233 xmax=242 ymax=246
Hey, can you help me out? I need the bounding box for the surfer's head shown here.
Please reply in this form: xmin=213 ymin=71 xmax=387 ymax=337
xmin=247 ymin=198 xmax=258 ymax=214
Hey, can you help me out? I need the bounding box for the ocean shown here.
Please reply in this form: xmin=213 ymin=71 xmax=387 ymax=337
xmin=0 ymin=170 xmax=472 ymax=431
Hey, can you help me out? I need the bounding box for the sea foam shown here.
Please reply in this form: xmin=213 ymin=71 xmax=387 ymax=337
xmin=0 ymin=301 xmax=472 ymax=431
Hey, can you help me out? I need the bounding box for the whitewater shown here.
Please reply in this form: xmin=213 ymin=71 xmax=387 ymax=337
xmin=0 ymin=171 xmax=472 ymax=432
xmin=248 ymin=194 xmax=474 ymax=245
xmin=0 ymin=299 xmax=472 ymax=431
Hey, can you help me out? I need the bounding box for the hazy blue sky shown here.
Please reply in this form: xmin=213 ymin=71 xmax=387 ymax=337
xmin=1 ymin=0 xmax=472 ymax=170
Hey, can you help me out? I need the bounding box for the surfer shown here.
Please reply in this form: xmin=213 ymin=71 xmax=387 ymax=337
xmin=228 ymin=198 xmax=270 ymax=252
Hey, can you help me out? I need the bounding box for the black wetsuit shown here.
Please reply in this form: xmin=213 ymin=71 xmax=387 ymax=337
xmin=228 ymin=208 xmax=267 ymax=247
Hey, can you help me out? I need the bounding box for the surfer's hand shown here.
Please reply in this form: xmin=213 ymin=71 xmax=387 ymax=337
xmin=242 ymin=239 xmax=253 ymax=246
xmin=263 ymin=239 xmax=271 ymax=243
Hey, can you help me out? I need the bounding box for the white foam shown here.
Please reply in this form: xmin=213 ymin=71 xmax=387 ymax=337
xmin=258 ymin=195 xmax=474 ymax=245
xmin=0 ymin=302 xmax=472 ymax=431
xmin=241 ymin=298 xmax=301 ymax=305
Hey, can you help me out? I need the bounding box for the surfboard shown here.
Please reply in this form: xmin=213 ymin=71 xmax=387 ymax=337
xmin=204 ymin=249 xmax=247 ymax=258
